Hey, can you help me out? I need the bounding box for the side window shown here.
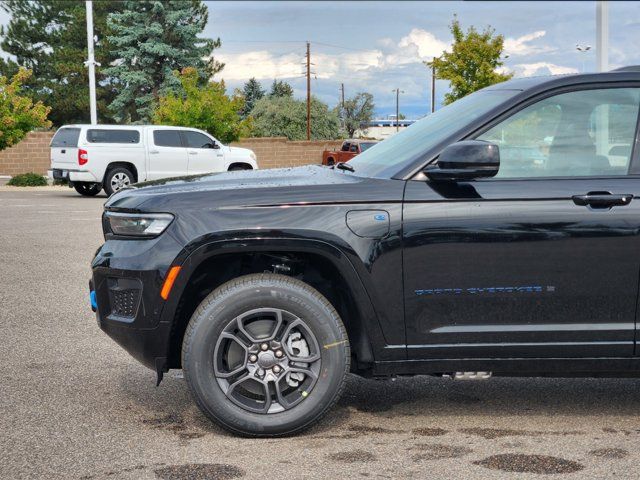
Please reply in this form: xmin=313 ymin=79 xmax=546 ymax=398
xmin=477 ymin=88 xmax=640 ymax=178
xmin=183 ymin=131 xmax=216 ymax=149
xmin=350 ymin=144 xmax=358 ymax=153
xmin=153 ymin=130 xmax=183 ymax=148
xmin=341 ymin=143 xmax=350 ymax=152
xmin=87 ymin=129 xmax=139 ymax=143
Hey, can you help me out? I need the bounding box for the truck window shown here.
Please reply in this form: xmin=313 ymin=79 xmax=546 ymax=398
xmin=153 ymin=130 xmax=183 ymax=147
xmin=183 ymin=131 xmax=216 ymax=149
xmin=51 ymin=128 xmax=80 ymax=147
xmin=87 ymin=129 xmax=139 ymax=144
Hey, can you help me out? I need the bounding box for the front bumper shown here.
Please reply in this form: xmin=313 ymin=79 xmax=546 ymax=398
xmin=91 ymin=232 xmax=184 ymax=371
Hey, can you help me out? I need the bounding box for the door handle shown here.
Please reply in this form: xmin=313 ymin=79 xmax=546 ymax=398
xmin=572 ymin=192 xmax=633 ymax=208
xmin=188 ymin=151 xmax=198 ymax=155
xmin=149 ymin=150 xmax=159 ymax=154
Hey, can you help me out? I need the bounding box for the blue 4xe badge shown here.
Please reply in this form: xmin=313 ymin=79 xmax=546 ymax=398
xmin=415 ymin=285 xmax=556 ymax=296
xmin=374 ymin=214 xmax=387 ymax=221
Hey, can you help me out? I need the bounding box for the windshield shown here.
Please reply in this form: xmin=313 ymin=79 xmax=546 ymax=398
xmin=349 ymin=89 xmax=520 ymax=178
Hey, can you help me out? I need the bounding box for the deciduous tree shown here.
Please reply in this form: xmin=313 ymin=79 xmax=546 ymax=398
xmin=0 ymin=68 xmax=51 ymax=150
xmin=250 ymin=96 xmax=340 ymax=141
xmin=338 ymin=92 xmax=375 ymax=137
xmin=427 ymin=16 xmax=512 ymax=105
xmin=152 ymin=68 xmax=250 ymax=143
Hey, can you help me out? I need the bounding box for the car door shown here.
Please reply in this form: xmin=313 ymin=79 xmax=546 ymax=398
xmin=403 ymin=85 xmax=640 ymax=359
xmin=146 ymin=129 xmax=189 ymax=180
xmin=182 ymin=130 xmax=225 ymax=174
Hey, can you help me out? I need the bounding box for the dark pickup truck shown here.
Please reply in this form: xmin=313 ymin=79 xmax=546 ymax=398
xmin=92 ymin=67 xmax=640 ymax=437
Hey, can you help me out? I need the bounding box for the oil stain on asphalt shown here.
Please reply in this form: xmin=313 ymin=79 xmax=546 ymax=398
xmin=327 ymin=450 xmax=378 ymax=463
xmin=589 ymin=448 xmax=629 ymax=459
xmin=154 ymin=463 xmax=245 ymax=480
xmin=474 ymin=454 xmax=584 ymax=474
xmin=408 ymin=443 xmax=473 ymax=461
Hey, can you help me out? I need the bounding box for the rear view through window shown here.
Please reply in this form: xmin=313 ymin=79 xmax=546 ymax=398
xmin=87 ymin=129 xmax=139 ymax=144
xmin=51 ymin=128 xmax=80 ymax=147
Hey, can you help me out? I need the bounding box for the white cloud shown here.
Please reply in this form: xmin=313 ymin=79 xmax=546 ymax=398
xmin=514 ymin=62 xmax=579 ymax=77
xmin=216 ymin=50 xmax=302 ymax=81
xmin=504 ymin=31 xmax=555 ymax=56
xmin=397 ymin=28 xmax=449 ymax=60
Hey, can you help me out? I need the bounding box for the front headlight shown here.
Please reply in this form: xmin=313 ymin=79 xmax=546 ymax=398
xmin=105 ymin=212 xmax=174 ymax=237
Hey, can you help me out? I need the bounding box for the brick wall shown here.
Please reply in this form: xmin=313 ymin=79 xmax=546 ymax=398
xmin=0 ymin=132 xmax=342 ymax=176
xmin=0 ymin=131 xmax=54 ymax=176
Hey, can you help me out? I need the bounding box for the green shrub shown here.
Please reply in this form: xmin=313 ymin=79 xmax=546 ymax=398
xmin=7 ymin=172 xmax=48 ymax=186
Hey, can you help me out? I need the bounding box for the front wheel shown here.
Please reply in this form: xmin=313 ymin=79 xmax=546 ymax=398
xmin=182 ymin=273 xmax=350 ymax=437
xmin=73 ymin=182 xmax=101 ymax=196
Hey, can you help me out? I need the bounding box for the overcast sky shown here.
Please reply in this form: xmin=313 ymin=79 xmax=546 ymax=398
xmin=207 ymin=1 xmax=640 ymax=117
xmin=1 ymin=1 xmax=639 ymax=118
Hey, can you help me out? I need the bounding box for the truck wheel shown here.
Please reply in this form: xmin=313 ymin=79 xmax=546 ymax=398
xmin=73 ymin=182 xmax=102 ymax=196
xmin=104 ymin=167 xmax=134 ymax=196
xmin=182 ymin=273 xmax=350 ymax=437
xmin=326 ymin=157 xmax=335 ymax=166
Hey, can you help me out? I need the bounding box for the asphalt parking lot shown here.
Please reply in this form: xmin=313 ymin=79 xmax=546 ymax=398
xmin=3 ymin=186 xmax=640 ymax=480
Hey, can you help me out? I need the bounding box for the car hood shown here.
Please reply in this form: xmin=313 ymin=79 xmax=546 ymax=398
xmin=105 ymin=165 xmax=398 ymax=211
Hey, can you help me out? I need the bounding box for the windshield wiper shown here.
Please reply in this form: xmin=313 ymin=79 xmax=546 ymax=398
xmin=335 ymin=162 xmax=355 ymax=172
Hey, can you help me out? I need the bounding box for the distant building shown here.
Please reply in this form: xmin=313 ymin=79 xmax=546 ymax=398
xmin=355 ymin=118 xmax=418 ymax=140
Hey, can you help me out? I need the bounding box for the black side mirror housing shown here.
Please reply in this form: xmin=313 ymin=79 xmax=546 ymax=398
xmin=424 ymin=140 xmax=500 ymax=181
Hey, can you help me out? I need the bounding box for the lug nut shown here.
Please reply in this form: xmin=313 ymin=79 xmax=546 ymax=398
xmin=257 ymin=368 xmax=265 ymax=376
xmin=275 ymin=350 xmax=284 ymax=358
xmin=273 ymin=365 xmax=281 ymax=373
xmin=261 ymin=343 xmax=269 ymax=351
xmin=249 ymin=354 xmax=258 ymax=363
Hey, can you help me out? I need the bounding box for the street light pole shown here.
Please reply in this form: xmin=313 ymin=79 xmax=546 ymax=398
xmin=85 ymin=1 xmax=97 ymax=125
xmin=392 ymin=88 xmax=404 ymax=132
xmin=430 ymin=63 xmax=435 ymax=114
xmin=576 ymin=44 xmax=592 ymax=73
xmin=596 ymin=0 xmax=609 ymax=72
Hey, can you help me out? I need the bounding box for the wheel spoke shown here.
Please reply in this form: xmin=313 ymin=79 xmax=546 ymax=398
xmin=236 ymin=308 xmax=283 ymax=343
xmin=213 ymin=332 xmax=248 ymax=378
xmin=288 ymin=365 xmax=318 ymax=382
xmin=282 ymin=318 xmax=322 ymax=363
xmin=274 ymin=379 xmax=293 ymax=410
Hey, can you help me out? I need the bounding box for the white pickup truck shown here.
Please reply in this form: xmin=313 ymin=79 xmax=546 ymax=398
xmin=49 ymin=125 xmax=258 ymax=196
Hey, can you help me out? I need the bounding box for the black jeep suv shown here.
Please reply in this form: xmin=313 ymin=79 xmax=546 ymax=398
xmin=92 ymin=68 xmax=640 ymax=436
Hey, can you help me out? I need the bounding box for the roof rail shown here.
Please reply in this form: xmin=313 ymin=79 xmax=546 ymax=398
xmin=611 ymin=66 xmax=640 ymax=72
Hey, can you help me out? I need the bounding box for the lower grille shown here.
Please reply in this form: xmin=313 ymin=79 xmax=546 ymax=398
xmin=107 ymin=278 xmax=142 ymax=319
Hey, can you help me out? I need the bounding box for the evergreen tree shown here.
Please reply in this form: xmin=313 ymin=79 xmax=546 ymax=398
xmin=105 ymin=1 xmax=223 ymax=122
xmin=240 ymin=78 xmax=265 ymax=118
xmin=269 ymin=80 xmax=294 ymax=98
xmin=427 ymin=16 xmax=512 ymax=105
xmin=0 ymin=1 xmax=120 ymax=126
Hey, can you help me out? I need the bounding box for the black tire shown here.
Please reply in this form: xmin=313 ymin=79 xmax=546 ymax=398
xmin=228 ymin=165 xmax=250 ymax=171
xmin=182 ymin=273 xmax=350 ymax=437
xmin=103 ymin=166 xmax=134 ymax=196
xmin=327 ymin=157 xmax=335 ymax=166
xmin=73 ymin=182 xmax=101 ymax=196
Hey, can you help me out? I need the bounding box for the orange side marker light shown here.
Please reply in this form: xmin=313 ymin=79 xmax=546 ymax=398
xmin=160 ymin=266 xmax=182 ymax=300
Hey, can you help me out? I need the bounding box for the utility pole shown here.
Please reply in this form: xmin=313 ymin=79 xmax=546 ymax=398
xmin=306 ymin=41 xmax=311 ymax=141
xmin=430 ymin=63 xmax=436 ymax=114
xmin=341 ymin=83 xmax=345 ymax=110
xmin=596 ymin=1 xmax=609 ymax=72
xmin=85 ymin=0 xmax=98 ymax=124
xmin=392 ymin=88 xmax=404 ymax=132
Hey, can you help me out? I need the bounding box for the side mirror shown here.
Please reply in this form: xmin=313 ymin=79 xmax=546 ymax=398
xmin=424 ymin=140 xmax=500 ymax=181
xmin=212 ymin=142 xmax=220 ymax=149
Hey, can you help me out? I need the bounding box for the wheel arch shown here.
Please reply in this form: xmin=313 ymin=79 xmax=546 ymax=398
xmin=227 ymin=161 xmax=254 ymax=171
xmin=162 ymin=238 xmax=380 ymax=373
xmin=104 ymin=161 xmax=139 ymax=183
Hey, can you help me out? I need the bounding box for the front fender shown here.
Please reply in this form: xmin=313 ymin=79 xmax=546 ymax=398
xmin=159 ymin=234 xmax=401 ymax=362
